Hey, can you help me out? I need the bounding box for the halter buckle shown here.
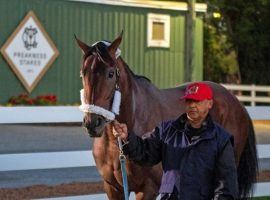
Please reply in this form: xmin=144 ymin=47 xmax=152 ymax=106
xmin=116 ymin=68 xmax=120 ymax=77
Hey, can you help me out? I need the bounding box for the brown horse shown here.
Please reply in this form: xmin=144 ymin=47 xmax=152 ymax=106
xmin=76 ymin=32 xmax=258 ymax=199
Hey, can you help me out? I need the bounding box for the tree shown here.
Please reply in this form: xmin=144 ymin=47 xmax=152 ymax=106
xmin=203 ymin=8 xmax=240 ymax=83
xmin=202 ymin=0 xmax=270 ymax=84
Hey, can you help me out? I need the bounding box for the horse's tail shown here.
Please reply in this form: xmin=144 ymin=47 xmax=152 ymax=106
xmin=237 ymin=115 xmax=258 ymax=199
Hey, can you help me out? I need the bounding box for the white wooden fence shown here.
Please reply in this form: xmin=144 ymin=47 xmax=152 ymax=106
xmin=222 ymin=84 xmax=270 ymax=106
xmin=0 ymin=106 xmax=269 ymax=123
xmin=0 ymin=106 xmax=270 ymax=197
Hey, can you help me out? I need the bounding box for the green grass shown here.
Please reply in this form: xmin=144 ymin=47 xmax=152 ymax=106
xmin=252 ymin=197 xmax=270 ymax=200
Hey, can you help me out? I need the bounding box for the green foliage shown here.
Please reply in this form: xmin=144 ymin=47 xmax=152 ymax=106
xmin=226 ymin=0 xmax=270 ymax=84
xmin=203 ymin=7 xmax=240 ymax=83
xmin=201 ymin=0 xmax=270 ymax=84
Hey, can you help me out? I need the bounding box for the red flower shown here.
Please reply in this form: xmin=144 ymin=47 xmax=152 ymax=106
xmin=8 ymin=93 xmax=58 ymax=105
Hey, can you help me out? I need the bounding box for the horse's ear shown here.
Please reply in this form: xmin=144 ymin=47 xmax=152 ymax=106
xmin=74 ymin=34 xmax=91 ymax=54
xmin=108 ymin=30 xmax=123 ymax=55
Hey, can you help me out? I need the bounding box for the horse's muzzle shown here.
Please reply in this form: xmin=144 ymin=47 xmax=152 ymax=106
xmin=83 ymin=113 xmax=106 ymax=137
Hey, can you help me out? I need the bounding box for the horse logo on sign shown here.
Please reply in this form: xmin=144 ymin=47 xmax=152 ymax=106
xmin=22 ymin=26 xmax=38 ymax=50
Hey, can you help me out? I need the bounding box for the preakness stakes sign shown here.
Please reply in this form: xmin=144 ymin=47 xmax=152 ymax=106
xmin=0 ymin=11 xmax=59 ymax=92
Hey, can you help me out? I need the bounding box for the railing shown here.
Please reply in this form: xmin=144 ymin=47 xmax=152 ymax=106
xmin=222 ymin=84 xmax=270 ymax=106
xmin=0 ymin=106 xmax=269 ymax=123
xmin=0 ymin=106 xmax=269 ymax=197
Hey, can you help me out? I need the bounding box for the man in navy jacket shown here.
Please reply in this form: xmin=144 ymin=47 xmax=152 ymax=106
xmin=113 ymin=82 xmax=238 ymax=200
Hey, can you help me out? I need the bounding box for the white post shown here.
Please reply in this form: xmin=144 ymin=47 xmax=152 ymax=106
xmin=251 ymin=84 xmax=256 ymax=107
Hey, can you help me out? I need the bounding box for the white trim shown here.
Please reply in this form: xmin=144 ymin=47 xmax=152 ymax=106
xmin=67 ymin=0 xmax=207 ymax=12
xmin=0 ymin=106 xmax=83 ymax=123
xmin=79 ymin=89 xmax=115 ymax=120
xmin=0 ymin=106 xmax=269 ymax=124
xmin=0 ymin=145 xmax=268 ymax=171
xmin=79 ymin=89 xmax=121 ymax=120
xmin=147 ymin=13 xmax=170 ymax=48
xmin=0 ymin=151 xmax=94 ymax=171
xmin=111 ymin=89 xmax=121 ymax=115
xmin=257 ymin=145 xmax=270 ymax=159
xmin=222 ymin=84 xmax=270 ymax=107
xmin=246 ymin=107 xmax=270 ymax=120
xmin=253 ymin=182 xmax=270 ymax=197
xmin=79 ymin=104 xmax=115 ymax=121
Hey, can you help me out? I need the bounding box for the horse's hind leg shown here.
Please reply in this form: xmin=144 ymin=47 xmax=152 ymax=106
xmin=104 ymin=180 xmax=125 ymax=200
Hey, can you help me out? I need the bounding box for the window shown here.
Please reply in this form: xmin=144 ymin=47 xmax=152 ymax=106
xmin=147 ymin=13 xmax=170 ymax=48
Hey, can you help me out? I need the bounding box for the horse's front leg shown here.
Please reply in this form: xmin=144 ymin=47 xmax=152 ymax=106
xmin=104 ymin=180 xmax=126 ymax=200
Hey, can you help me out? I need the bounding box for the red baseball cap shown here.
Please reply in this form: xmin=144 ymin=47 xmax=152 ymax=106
xmin=181 ymin=82 xmax=213 ymax=101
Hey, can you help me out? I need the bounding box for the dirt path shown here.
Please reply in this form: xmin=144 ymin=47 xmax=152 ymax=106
xmin=0 ymin=182 xmax=104 ymax=199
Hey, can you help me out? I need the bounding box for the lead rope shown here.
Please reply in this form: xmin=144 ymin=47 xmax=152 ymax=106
xmin=113 ymin=128 xmax=129 ymax=200
xmin=114 ymin=78 xmax=129 ymax=200
xmin=113 ymin=84 xmax=129 ymax=200
xmin=111 ymin=69 xmax=129 ymax=199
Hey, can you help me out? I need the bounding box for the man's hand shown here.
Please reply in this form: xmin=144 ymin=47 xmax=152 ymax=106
xmin=112 ymin=120 xmax=128 ymax=140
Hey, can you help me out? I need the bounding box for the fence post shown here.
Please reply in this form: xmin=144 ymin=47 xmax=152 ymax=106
xmin=251 ymin=84 xmax=256 ymax=106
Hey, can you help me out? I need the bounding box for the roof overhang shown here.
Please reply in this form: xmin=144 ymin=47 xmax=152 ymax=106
xmin=68 ymin=0 xmax=207 ymax=12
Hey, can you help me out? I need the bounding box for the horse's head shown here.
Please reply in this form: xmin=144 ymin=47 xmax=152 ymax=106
xmin=76 ymin=32 xmax=123 ymax=137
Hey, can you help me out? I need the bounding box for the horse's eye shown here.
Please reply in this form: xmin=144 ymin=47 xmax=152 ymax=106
xmin=108 ymin=71 xmax=114 ymax=79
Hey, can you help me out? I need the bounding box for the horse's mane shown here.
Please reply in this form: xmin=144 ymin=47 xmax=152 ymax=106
xmin=92 ymin=41 xmax=151 ymax=83
xmin=129 ymin=69 xmax=151 ymax=83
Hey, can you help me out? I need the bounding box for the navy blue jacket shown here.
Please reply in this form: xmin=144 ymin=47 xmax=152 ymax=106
xmin=123 ymin=114 xmax=238 ymax=200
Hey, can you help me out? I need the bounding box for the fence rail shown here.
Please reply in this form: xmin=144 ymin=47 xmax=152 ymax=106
xmin=222 ymin=84 xmax=270 ymax=106
xmin=0 ymin=145 xmax=269 ymax=172
xmin=0 ymin=106 xmax=269 ymax=197
xmin=0 ymin=106 xmax=269 ymax=124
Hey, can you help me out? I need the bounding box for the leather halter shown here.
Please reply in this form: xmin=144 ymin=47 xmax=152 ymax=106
xmin=79 ymin=42 xmax=121 ymax=121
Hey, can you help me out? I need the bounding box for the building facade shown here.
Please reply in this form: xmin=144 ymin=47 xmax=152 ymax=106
xmin=0 ymin=0 xmax=206 ymax=104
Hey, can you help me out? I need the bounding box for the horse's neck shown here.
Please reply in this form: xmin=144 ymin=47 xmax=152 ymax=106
xmin=132 ymin=81 xmax=170 ymax=132
xmin=119 ymin=72 xmax=184 ymax=135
